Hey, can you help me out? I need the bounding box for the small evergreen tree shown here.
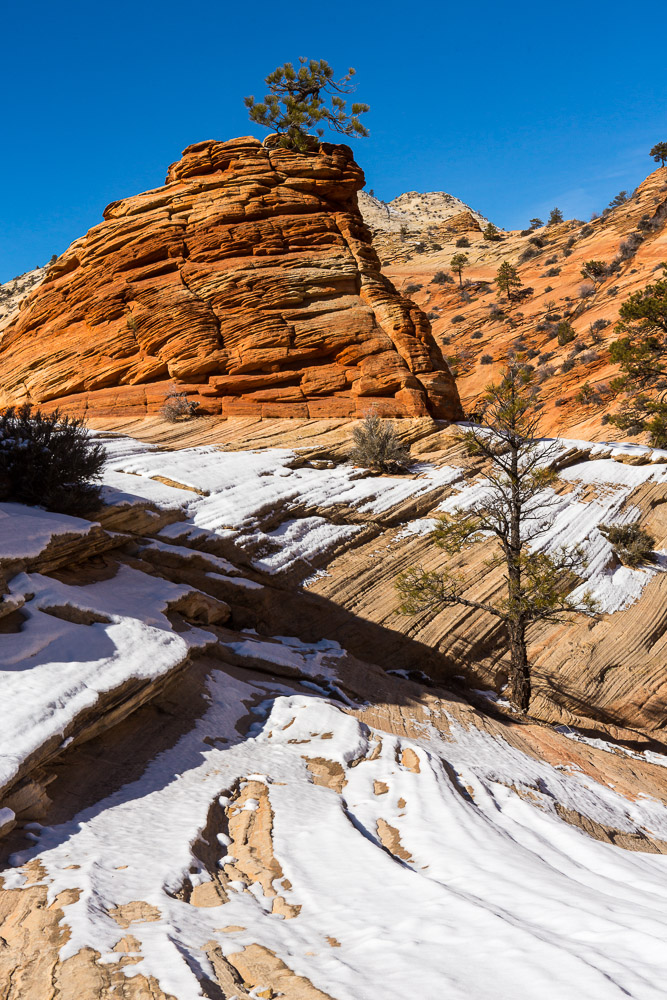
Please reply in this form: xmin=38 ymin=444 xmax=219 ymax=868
xmin=397 ymin=364 xmax=596 ymax=713
xmin=483 ymin=222 xmax=502 ymax=241
xmin=529 ymin=218 xmax=543 ymax=230
xmin=650 ymin=142 xmax=667 ymax=168
xmin=245 ymin=59 xmax=369 ymax=152
xmin=607 ymin=265 xmax=667 ymax=445
xmin=580 ymin=259 xmax=607 ymax=284
xmin=547 ymin=207 xmax=564 ymax=226
xmin=450 ymin=253 xmax=469 ymax=287
xmin=608 ymin=190 xmax=629 ymax=209
xmin=495 ymin=261 xmax=522 ymax=301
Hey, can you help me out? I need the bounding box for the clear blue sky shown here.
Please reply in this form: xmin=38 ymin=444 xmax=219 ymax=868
xmin=1 ymin=0 xmax=665 ymax=281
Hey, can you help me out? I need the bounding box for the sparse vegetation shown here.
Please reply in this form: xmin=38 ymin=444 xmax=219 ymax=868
xmin=0 ymin=405 xmax=105 ymax=515
xmin=529 ymin=218 xmax=543 ymax=230
xmin=581 ymin=260 xmax=608 ymax=283
xmin=161 ymin=391 xmax=201 ymax=423
xmin=480 ymin=354 xmax=493 ymax=364
xmin=455 ymin=236 xmax=471 ymax=248
xmin=450 ymin=253 xmax=469 ymax=288
xmin=483 ymin=222 xmax=502 ymax=241
xmin=495 ymin=261 xmax=523 ymax=302
xmin=245 ymin=59 xmax=369 ymax=152
xmin=396 ymin=364 xmax=596 ymax=713
xmin=547 ymin=207 xmax=564 ymax=226
xmin=599 ymin=522 xmax=656 ymax=568
xmin=557 ymin=322 xmax=576 ymax=346
xmin=432 ymin=271 xmax=453 ymax=285
xmin=608 ymin=265 xmax=667 ymax=445
xmin=349 ymin=414 xmax=411 ymax=473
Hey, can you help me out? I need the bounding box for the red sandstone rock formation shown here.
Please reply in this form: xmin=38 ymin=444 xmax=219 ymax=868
xmin=0 ymin=137 xmax=462 ymax=421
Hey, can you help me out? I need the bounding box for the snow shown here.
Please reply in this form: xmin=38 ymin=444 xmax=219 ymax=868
xmin=0 ymin=565 xmax=212 ymax=794
xmin=0 ymin=502 xmax=96 ymax=560
xmin=2 ymin=430 xmax=667 ymax=997
xmin=3 ymin=658 xmax=667 ymax=1000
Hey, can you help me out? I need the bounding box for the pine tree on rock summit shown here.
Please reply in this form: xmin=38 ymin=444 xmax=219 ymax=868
xmin=396 ymin=364 xmax=597 ymax=713
xmin=245 ymin=58 xmax=370 ymax=152
xmin=650 ymin=142 xmax=667 ymax=168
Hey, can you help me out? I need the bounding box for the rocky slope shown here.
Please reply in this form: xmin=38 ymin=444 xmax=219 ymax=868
xmin=358 ymin=189 xmax=488 ymax=234
xmin=2 ymin=419 xmax=667 ymax=999
xmin=379 ymin=167 xmax=667 ymax=437
xmin=0 ymin=267 xmax=45 ymax=332
xmin=0 ymin=138 xmax=461 ymax=423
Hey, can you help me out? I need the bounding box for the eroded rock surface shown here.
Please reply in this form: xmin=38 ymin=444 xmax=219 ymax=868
xmin=0 ymin=138 xmax=461 ymax=423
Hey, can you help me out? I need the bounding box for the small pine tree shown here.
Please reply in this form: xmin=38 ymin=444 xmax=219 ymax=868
xmin=450 ymin=253 xmax=469 ymax=287
xmin=649 ymin=142 xmax=667 ymax=168
xmin=495 ymin=260 xmax=522 ymax=301
xmin=483 ymin=222 xmax=501 ymax=241
xmin=608 ymin=190 xmax=629 ymax=209
xmin=607 ymin=265 xmax=667 ymax=445
xmin=547 ymin=207 xmax=564 ymax=226
xmin=244 ymin=59 xmax=369 ymax=152
xmin=580 ymin=260 xmax=608 ymax=284
xmin=397 ymin=364 xmax=596 ymax=713
xmin=349 ymin=414 xmax=411 ymax=472
xmin=529 ymin=217 xmax=543 ymax=230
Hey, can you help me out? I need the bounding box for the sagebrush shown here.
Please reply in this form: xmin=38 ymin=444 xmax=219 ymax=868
xmin=0 ymin=404 xmax=105 ymax=514
xmin=350 ymin=414 xmax=411 ymax=472
xmin=161 ymin=391 xmax=200 ymax=423
xmin=599 ymin=522 xmax=656 ymax=567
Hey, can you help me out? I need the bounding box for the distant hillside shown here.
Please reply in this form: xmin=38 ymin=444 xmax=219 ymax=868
xmin=359 ymin=189 xmax=490 ymax=234
xmin=379 ymin=166 xmax=667 ymax=439
xmin=0 ymin=267 xmax=46 ymax=334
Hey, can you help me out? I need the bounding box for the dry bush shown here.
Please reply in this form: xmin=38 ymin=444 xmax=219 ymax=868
xmin=598 ymin=522 xmax=656 ymax=567
xmin=350 ymin=414 xmax=411 ymax=472
xmin=161 ymin=391 xmax=200 ymax=423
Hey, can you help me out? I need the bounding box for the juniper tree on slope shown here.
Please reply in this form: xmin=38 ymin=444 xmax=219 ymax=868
xmin=397 ymin=364 xmax=596 ymax=713
xmin=495 ymin=261 xmax=522 ymax=302
xmin=608 ymin=264 xmax=667 ymax=445
xmin=245 ymin=59 xmax=369 ymax=152
xmin=650 ymin=142 xmax=667 ymax=168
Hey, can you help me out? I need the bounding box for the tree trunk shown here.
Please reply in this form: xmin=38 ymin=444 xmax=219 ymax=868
xmin=507 ymin=623 xmax=531 ymax=713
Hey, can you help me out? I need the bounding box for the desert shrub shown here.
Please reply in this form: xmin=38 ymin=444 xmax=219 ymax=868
xmin=480 ymin=354 xmax=493 ymax=364
xmin=570 ymin=341 xmax=586 ymax=353
xmin=580 ymin=225 xmax=594 ymax=239
xmin=579 ymin=282 xmax=595 ymax=298
xmin=578 ymin=350 xmax=600 ymax=364
xmin=562 ymin=248 xmax=573 ymax=257
xmin=529 ymin=236 xmax=546 ymax=248
xmin=460 ymin=290 xmax=472 ymax=303
xmin=536 ymin=364 xmax=555 ymax=381
xmin=618 ymin=232 xmax=643 ymax=260
xmin=432 ymin=271 xmax=453 ymax=285
xmin=544 ymin=285 xmax=554 ymax=293
xmin=538 ymin=352 xmax=554 ymax=364
xmin=405 ymin=283 xmax=423 ymax=294
xmin=488 ymin=305 xmax=505 ymax=320
xmin=471 ymin=330 xmax=483 ymax=339
xmin=161 ymin=391 xmax=200 ymax=423
xmin=607 ymin=285 xmax=620 ymax=297
xmin=544 ymin=255 xmax=559 ymax=265
xmin=556 ymin=321 xmax=576 ymax=345
xmin=598 ymin=522 xmax=655 ymax=567
xmin=451 ymin=314 xmax=466 ymax=323
xmin=590 ymin=318 xmax=610 ymax=335
xmin=545 ymin=312 xmax=562 ymax=321
xmin=561 ymin=359 xmax=576 ymax=372
xmin=350 ymin=414 xmax=411 ymax=473
xmin=455 ymin=236 xmax=470 ymax=248
xmin=427 ymin=311 xmax=439 ymax=320
xmin=441 ymin=335 xmax=451 ymax=344
xmin=555 ymin=397 xmax=568 ymax=406
xmin=0 ymin=404 xmax=105 ymax=515
xmin=545 ymin=267 xmax=561 ymax=277
xmin=519 ymin=246 xmax=538 ymax=262
xmin=638 ymin=215 xmax=660 ymax=232
xmin=566 ymin=235 xmax=577 ymax=248
xmin=526 ymin=348 xmax=540 ymax=359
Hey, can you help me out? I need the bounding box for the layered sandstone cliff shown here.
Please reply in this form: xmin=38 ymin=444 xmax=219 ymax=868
xmin=0 ymin=138 xmax=462 ymax=421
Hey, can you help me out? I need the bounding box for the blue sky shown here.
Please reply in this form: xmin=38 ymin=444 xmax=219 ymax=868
xmin=1 ymin=0 xmax=665 ymax=281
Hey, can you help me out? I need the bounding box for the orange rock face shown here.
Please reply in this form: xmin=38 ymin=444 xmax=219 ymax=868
xmin=0 ymin=137 xmax=462 ymax=422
